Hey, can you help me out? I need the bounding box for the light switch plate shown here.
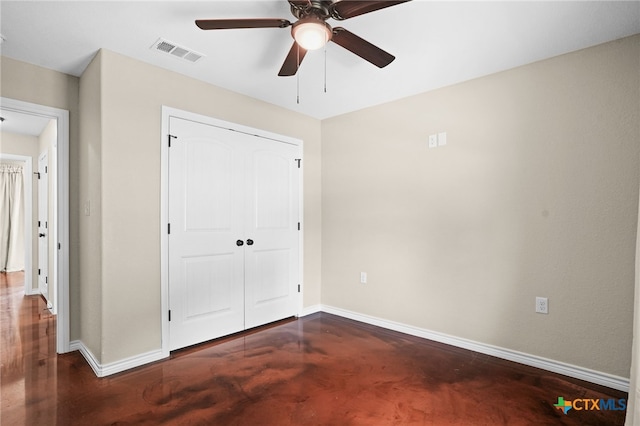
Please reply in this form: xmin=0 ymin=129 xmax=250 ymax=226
xmin=438 ymin=132 xmax=447 ymax=146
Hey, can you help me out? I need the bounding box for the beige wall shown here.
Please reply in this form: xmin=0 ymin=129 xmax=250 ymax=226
xmin=321 ymin=35 xmax=640 ymax=378
xmin=0 ymin=56 xmax=81 ymax=340
xmin=78 ymin=53 xmax=103 ymax=358
xmin=96 ymin=49 xmax=322 ymax=363
xmin=0 ymin=131 xmax=38 ymax=288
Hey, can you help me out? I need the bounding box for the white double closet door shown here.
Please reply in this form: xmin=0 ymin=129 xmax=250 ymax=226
xmin=168 ymin=117 xmax=300 ymax=351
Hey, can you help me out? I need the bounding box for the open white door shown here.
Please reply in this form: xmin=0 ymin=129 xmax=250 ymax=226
xmin=37 ymin=151 xmax=49 ymax=304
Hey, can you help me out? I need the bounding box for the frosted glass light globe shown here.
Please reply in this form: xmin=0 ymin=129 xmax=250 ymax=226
xmin=292 ymin=19 xmax=332 ymax=50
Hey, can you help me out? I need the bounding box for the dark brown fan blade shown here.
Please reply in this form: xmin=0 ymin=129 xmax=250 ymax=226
xmin=331 ymin=1 xmax=411 ymax=20
xmin=278 ymin=41 xmax=308 ymax=76
xmin=331 ymin=27 xmax=395 ymax=68
xmin=195 ymin=18 xmax=291 ymax=30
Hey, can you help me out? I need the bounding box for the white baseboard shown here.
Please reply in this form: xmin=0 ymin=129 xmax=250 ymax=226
xmin=24 ymin=287 xmax=40 ymax=296
xmin=69 ymin=305 xmax=630 ymax=391
xmin=319 ymin=304 xmax=630 ymax=393
xmin=70 ymin=340 xmax=167 ymax=377
xmin=299 ymin=304 xmax=322 ymax=317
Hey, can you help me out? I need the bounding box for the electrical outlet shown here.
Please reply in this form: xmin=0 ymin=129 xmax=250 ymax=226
xmin=360 ymin=272 xmax=367 ymax=284
xmin=428 ymin=134 xmax=438 ymax=148
xmin=535 ymin=297 xmax=548 ymax=314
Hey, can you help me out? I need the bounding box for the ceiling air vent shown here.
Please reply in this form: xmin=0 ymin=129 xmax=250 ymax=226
xmin=151 ymin=38 xmax=204 ymax=63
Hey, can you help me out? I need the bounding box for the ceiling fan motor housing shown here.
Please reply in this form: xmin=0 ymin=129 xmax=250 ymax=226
xmin=290 ymin=1 xmax=331 ymax=20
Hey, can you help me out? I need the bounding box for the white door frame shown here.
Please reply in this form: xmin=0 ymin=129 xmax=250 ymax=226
xmin=160 ymin=106 xmax=304 ymax=358
xmin=0 ymin=153 xmax=33 ymax=295
xmin=0 ymin=97 xmax=70 ymax=354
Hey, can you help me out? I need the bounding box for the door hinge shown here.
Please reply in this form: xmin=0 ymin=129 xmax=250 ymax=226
xmin=46 ymin=277 xmax=48 ymax=284
xmin=58 ymin=243 xmax=61 ymax=250
xmin=45 ymin=166 xmax=48 ymax=173
xmin=38 ymin=220 xmax=41 ymax=227
xmin=168 ymin=310 xmax=172 ymax=321
xmin=38 ymin=269 xmax=41 ymax=276
xmin=168 ymin=134 xmax=177 ymax=147
xmin=298 ymin=284 xmax=301 ymax=293
xmin=168 ymin=223 xmax=171 ymax=234
xmin=45 ymin=221 xmax=48 ymax=229
xmin=298 ymin=222 xmax=301 ymax=231
xmin=295 ymin=159 xmax=301 ymax=168
xmin=34 ymin=172 xmax=40 ymax=179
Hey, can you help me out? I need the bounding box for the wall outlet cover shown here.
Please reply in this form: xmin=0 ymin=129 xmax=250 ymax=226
xmin=535 ymin=297 xmax=548 ymax=314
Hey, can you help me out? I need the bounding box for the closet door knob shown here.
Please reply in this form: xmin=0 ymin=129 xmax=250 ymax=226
xmin=236 ymin=240 xmax=244 ymax=246
xmin=39 ymin=233 xmax=46 ymax=238
xmin=246 ymin=239 xmax=254 ymax=246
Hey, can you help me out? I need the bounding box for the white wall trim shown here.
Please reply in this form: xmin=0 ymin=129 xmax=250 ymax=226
xmin=70 ymin=340 xmax=167 ymax=378
xmin=317 ymin=304 xmax=630 ymax=392
xmin=297 ymin=148 xmax=305 ymax=320
xmin=70 ymin=301 xmax=628 ymax=390
xmin=299 ymin=304 xmax=322 ymax=317
xmin=0 ymin=97 xmax=70 ymax=354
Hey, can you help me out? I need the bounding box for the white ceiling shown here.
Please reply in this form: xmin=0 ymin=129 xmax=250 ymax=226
xmin=0 ymin=109 xmax=53 ymax=137
xmin=0 ymin=1 xmax=639 ymax=120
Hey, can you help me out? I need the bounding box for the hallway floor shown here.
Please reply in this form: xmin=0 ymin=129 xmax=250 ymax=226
xmin=1 ymin=272 xmax=628 ymax=425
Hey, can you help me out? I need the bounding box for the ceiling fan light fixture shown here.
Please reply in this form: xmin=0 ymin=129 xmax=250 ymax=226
xmin=292 ymin=18 xmax=332 ymax=50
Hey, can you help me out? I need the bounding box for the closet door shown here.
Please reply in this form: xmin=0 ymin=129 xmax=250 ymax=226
xmin=168 ymin=118 xmax=246 ymax=350
xmin=168 ymin=116 xmax=301 ymax=351
xmin=244 ymin=140 xmax=300 ymax=329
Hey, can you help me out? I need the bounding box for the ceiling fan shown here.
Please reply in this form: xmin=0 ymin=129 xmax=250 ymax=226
xmin=195 ymin=0 xmax=411 ymax=76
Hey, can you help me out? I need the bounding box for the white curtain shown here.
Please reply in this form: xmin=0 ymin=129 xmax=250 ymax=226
xmin=0 ymin=164 xmax=25 ymax=272
xmin=627 ymin=198 xmax=640 ymax=424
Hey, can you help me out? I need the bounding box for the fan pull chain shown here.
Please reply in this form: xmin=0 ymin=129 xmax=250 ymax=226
xmin=324 ymin=42 xmax=327 ymax=93
xmin=296 ymin=44 xmax=300 ymax=104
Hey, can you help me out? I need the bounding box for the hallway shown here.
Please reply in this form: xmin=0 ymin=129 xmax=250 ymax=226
xmin=0 ymin=272 xmax=628 ymax=425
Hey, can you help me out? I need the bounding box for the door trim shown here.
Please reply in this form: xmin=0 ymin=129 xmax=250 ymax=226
xmin=160 ymin=106 xmax=303 ymax=358
xmin=0 ymin=97 xmax=70 ymax=354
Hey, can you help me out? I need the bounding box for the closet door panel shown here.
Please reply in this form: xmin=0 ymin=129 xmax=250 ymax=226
xmin=244 ymin=142 xmax=300 ymax=329
xmin=168 ymin=118 xmax=245 ymax=350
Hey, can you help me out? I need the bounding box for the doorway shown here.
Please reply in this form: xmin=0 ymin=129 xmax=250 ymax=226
xmin=0 ymin=154 xmax=31 ymax=285
xmin=0 ymin=97 xmax=70 ymax=354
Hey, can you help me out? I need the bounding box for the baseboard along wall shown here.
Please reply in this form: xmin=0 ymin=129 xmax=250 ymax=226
xmin=70 ymin=340 xmax=166 ymax=378
xmin=300 ymin=304 xmax=629 ymax=393
xmin=70 ymin=304 xmax=630 ymax=392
